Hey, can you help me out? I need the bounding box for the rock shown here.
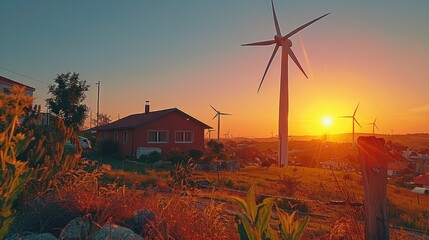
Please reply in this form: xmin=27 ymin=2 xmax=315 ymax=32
xmin=93 ymin=224 xmax=144 ymax=240
xmin=6 ymin=232 xmax=56 ymax=240
xmin=128 ymin=209 xmax=155 ymax=234
xmin=59 ymin=217 xmax=91 ymax=240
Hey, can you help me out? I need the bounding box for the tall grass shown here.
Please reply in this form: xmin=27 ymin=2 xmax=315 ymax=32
xmin=0 ymin=86 xmax=34 ymax=238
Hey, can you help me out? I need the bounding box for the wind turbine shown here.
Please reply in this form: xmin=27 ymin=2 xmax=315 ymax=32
xmin=339 ymin=103 xmax=362 ymax=147
xmin=369 ymin=118 xmax=379 ymax=135
xmin=206 ymin=129 xmax=215 ymax=140
xmin=210 ymin=105 xmax=231 ymax=141
xmin=224 ymin=130 xmax=231 ymax=139
xmin=242 ymin=0 xmax=329 ymax=167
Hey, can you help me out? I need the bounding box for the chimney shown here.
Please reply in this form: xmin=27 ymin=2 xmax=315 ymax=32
xmin=145 ymin=101 xmax=150 ymax=113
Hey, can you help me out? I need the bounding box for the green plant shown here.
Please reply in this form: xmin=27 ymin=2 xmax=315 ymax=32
xmin=276 ymin=207 xmax=309 ymax=240
xmin=169 ymin=159 xmax=195 ymax=190
xmin=0 ymin=86 xmax=34 ymax=238
xmin=231 ymin=185 xmax=278 ymax=240
xmin=230 ymin=185 xmax=309 ymax=240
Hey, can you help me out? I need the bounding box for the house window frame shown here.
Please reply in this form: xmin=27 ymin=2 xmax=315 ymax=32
xmin=123 ymin=130 xmax=128 ymax=144
xmin=147 ymin=130 xmax=169 ymax=143
xmin=175 ymin=130 xmax=194 ymax=143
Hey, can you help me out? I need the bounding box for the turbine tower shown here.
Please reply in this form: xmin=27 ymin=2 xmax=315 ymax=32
xmin=242 ymin=0 xmax=329 ymax=167
xmin=339 ymin=103 xmax=362 ymax=147
xmin=369 ymin=118 xmax=379 ymax=135
xmin=206 ymin=129 xmax=214 ymax=140
xmin=210 ymin=105 xmax=231 ymax=141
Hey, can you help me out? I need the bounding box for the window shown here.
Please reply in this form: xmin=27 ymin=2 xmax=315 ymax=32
xmin=114 ymin=131 xmax=118 ymax=142
xmin=3 ymin=88 xmax=11 ymax=95
xmin=123 ymin=130 xmax=128 ymax=144
xmin=175 ymin=131 xmax=194 ymax=143
xmin=147 ymin=130 xmax=168 ymax=143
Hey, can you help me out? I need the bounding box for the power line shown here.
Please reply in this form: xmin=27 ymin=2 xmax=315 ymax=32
xmin=0 ymin=66 xmax=50 ymax=85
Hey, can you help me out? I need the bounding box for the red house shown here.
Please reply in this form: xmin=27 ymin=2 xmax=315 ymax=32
xmin=0 ymin=75 xmax=35 ymax=101
xmin=95 ymin=102 xmax=211 ymax=158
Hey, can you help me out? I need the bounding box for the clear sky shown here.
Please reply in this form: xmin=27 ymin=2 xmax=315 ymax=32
xmin=1 ymin=1 xmax=429 ymax=137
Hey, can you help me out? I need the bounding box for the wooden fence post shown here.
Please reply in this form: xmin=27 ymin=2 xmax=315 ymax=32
xmin=357 ymin=136 xmax=389 ymax=240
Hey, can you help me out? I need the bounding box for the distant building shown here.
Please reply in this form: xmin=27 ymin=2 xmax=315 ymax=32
xmin=414 ymin=173 xmax=429 ymax=188
xmin=0 ymin=75 xmax=35 ymax=100
xmin=320 ymin=159 xmax=348 ymax=170
xmin=387 ymin=162 xmax=405 ymax=177
xmin=95 ymin=102 xmax=211 ymax=158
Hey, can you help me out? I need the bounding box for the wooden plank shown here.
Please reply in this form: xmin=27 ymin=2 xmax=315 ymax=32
xmin=358 ymin=136 xmax=389 ymax=240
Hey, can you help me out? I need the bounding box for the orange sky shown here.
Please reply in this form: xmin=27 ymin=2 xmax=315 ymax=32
xmin=2 ymin=1 xmax=429 ymax=138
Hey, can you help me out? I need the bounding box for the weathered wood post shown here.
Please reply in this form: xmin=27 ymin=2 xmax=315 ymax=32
xmin=357 ymin=136 xmax=389 ymax=240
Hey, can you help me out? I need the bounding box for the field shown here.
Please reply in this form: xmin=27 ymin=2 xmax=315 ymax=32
xmin=102 ymin=159 xmax=429 ymax=239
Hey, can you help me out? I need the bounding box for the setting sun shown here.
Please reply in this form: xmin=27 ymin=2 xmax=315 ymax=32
xmin=322 ymin=116 xmax=333 ymax=127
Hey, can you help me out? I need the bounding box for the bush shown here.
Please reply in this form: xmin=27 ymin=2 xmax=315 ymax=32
xmin=188 ymin=149 xmax=203 ymax=160
xmin=165 ymin=148 xmax=187 ymax=164
xmin=147 ymin=151 xmax=161 ymax=163
xmin=279 ymin=174 xmax=302 ymax=196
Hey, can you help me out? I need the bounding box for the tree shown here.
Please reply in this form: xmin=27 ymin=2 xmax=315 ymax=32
xmin=46 ymin=72 xmax=89 ymax=129
xmin=90 ymin=113 xmax=111 ymax=127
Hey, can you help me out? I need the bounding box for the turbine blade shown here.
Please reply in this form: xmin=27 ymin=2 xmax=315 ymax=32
xmin=354 ymin=118 xmax=362 ymax=128
xmin=212 ymin=113 xmax=218 ymax=120
xmin=287 ymin=47 xmax=308 ymax=78
xmin=210 ymin=104 xmax=218 ymax=112
xmin=374 ymin=123 xmax=379 ymax=129
xmin=271 ymin=0 xmax=281 ymax=35
xmin=220 ymin=113 xmax=232 ymax=116
xmin=284 ymin=13 xmax=330 ymax=39
xmin=242 ymin=40 xmax=276 ymax=46
xmin=257 ymin=44 xmax=280 ymax=92
xmin=353 ymin=103 xmax=360 ymax=117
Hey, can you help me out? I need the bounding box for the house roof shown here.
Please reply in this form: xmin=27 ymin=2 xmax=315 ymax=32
xmin=418 ymin=149 xmax=429 ymax=155
xmin=96 ymin=108 xmax=211 ymax=131
xmin=0 ymin=75 xmax=35 ymax=91
xmin=387 ymin=162 xmax=404 ymax=171
xmin=414 ymin=173 xmax=429 ymax=185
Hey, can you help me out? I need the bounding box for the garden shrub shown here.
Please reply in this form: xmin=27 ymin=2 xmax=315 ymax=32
xmin=165 ymin=148 xmax=187 ymax=164
xmin=147 ymin=151 xmax=161 ymax=163
xmin=188 ymin=149 xmax=203 ymax=160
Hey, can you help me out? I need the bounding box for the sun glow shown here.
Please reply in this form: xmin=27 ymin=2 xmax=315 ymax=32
xmin=322 ymin=116 xmax=333 ymax=127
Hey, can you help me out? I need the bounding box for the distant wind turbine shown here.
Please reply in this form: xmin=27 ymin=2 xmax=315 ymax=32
xmin=242 ymin=0 xmax=329 ymax=167
xmin=224 ymin=130 xmax=231 ymax=139
xmin=369 ymin=118 xmax=379 ymax=135
xmin=339 ymin=103 xmax=362 ymax=147
xmin=206 ymin=129 xmax=215 ymax=140
xmin=210 ymin=105 xmax=231 ymax=141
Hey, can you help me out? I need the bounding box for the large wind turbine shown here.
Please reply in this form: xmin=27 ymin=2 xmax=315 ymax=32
xmin=339 ymin=104 xmax=362 ymax=147
xmin=210 ymin=105 xmax=231 ymax=141
xmin=369 ymin=118 xmax=379 ymax=135
xmin=242 ymin=0 xmax=329 ymax=167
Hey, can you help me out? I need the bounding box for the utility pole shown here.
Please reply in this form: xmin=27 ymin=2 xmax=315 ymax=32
xmin=96 ymin=81 xmax=100 ymax=127
xmin=90 ymin=110 xmax=92 ymax=129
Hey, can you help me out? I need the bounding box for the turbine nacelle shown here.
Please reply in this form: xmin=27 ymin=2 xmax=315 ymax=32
xmin=274 ymin=35 xmax=292 ymax=47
